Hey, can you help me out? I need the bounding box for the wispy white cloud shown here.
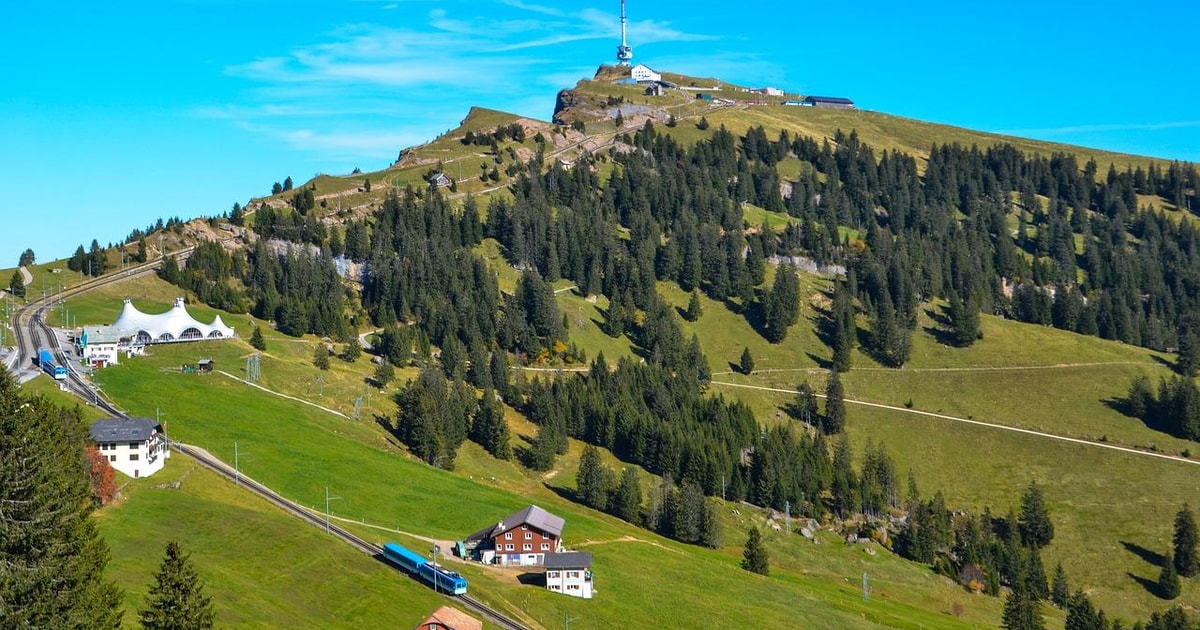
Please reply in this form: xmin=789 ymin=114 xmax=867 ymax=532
xmin=498 ymin=0 xmax=563 ymax=16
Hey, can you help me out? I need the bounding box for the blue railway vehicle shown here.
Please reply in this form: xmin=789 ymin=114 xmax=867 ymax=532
xmin=382 ymin=542 xmax=468 ymax=595
xmin=38 ymin=348 xmax=67 ymax=380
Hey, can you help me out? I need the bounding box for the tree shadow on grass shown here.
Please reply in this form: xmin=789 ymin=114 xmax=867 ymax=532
xmin=1127 ymin=571 xmax=1162 ymax=597
xmin=517 ymin=572 xmax=545 ymax=586
xmin=1122 ymin=540 xmax=1165 ymax=569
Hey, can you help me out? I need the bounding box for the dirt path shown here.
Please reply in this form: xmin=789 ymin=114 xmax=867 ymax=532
xmin=217 ymin=370 xmax=350 ymax=419
xmin=710 ymin=380 xmax=1200 ymax=466
xmin=712 ymin=361 xmax=1155 ymax=377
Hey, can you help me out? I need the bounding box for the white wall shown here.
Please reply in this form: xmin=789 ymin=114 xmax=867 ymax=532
xmin=97 ymin=436 xmax=169 ymax=478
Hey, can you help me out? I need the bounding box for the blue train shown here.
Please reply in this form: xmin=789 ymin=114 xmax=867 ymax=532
xmin=38 ymin=348 xmax=67 ymax=381
xmin=382 ymin=542 xmax=468 ymax=595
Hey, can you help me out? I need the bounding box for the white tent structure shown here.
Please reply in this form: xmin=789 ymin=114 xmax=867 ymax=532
xmin=113 ymin=298 xmax=235 ymax=345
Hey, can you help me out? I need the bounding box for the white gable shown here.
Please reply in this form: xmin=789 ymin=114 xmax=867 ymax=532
xmin=630 ymin=64 xmax=661 ymax=83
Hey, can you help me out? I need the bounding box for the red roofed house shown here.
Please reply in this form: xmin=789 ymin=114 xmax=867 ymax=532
xmin=464 ymin=504 xmax=565 ymax=567
xmin=414 ymin=606 xmax=481 ymax=630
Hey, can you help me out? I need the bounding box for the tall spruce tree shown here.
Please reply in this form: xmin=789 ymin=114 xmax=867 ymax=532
xmin=139 ymin=540 xmax=215 ymax=630
xmin=8 ymin=269 xmax=25 ymax=299
xmin=612 ymin=467 xmax=643 ymax=525
xmin=1174 ymin=504 xmax=1199 ymax=577
xmin=684 ymin=289 xmax=703 ymax=322
xmin=741 ymin=526 xmax=769 ymax=576
xmin=1018 ymin=480 xmax=1054 ymax=548
xmin=739 ymin=347 xmax=755 ymax=375
xmin=576 ymin=445 xmax=612 ymax=511
xmin=0 ymin=370 xmax=123 ymax=627
xmin=1001 ymin=579 xmax=1045 ymax=630
xmin=1050 ymin=563 xmax=1070 ymax=608
xmin=823 ymin=370 xmax=846 ymax=434
xmin=1160 ymin=551 xmax=1182 ymax=600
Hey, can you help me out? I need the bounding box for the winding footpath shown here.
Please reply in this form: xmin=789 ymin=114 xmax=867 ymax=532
xmin=710 ymin=380 xmax=1200 ymax=466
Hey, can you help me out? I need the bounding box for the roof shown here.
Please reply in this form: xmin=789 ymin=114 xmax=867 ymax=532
xmin=113 ymin=298 xmax=235 ymax=343
xmin=417 ymin=606 xmax=482 ymax=630
xmin=803 ymin=95 xmax=855 ymax=105
xmin=89 ymin=418 xmax=162 ymax=443
xmin=543 ymin=552 xmax=592 ymax=570
xmin=81 ymin=325 xmax=124 ymax=345
xmin=466 ymin=504 xmax=566 ymax=542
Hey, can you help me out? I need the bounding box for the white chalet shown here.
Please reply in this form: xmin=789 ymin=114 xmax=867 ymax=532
xmin=89 ymin=418 xmax=170 ymax=478
xmin=630 ymin=64 xmax=661 ymax=83
xmin=544 ymin=552 xmax=594 ymax=599
xmin=79 ymin=325 xmax=125 ymax=367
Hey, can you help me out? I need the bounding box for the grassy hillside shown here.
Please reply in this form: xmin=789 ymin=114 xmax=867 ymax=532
xmin=88 ymin=331 xmax=997 ymax=629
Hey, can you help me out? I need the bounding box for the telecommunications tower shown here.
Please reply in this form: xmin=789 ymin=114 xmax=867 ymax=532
xmin=616 ymin=0 xmax=633 ymax=65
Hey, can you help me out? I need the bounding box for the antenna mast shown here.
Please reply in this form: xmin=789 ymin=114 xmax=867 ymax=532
xmin=616 ymin=0 xmax=633 ymax=66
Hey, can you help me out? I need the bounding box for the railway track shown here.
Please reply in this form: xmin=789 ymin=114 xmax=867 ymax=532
xmin=10 ymin=256 xmax=532 ymax=630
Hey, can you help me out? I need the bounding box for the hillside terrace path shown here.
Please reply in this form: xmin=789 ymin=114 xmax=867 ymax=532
xmin=217 ymin=370 xmax=350 ymax=419
xmin=711 ymin=361 xmax=1151 ymax=376
xmin=710 ymin=380 xmax=1200 ymax=467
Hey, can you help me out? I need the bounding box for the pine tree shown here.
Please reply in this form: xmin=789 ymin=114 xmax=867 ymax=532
xmin=249 ymin=325 xmax=267 ymax=351
xmin=739 ymin=347 xmax=755 ymax=375
xmin=1160 ymin=552 xmax=1182 ymax=600
xmin=823 ymin=370 xmax=846 ymax=434
xmin=699 ymin=499 xmax=723 ymax=549
xmin=1174 ymin=504 xmax=1199 ymax=577
xmin=341 ymin=338 xmax=361 ymax=362
xmin=1018 ymin=480 xmax=1054 ymax=548
xmin=1001 ymin=582 xmax=1045 ymax=630
xmin=684 ymin=289 xmax=703 ymax=322
xmin=313 ymin=344 xmax=330 ymax=370
xmin=612 ymin=467 xmax=643 ymax=525
xmin=1050 ymin=563 xmax=1070 ymax=607
xmin=0 ymin=370 xmax=124 ymax=627
xmin=764 ymin=263 xmax=800 ymax=343
xmin=8 ymin=269 xmax=25 ymax=298
xmin=741 ymin=526 xmax=769 ymax=576
xmin=948 ymin=290 xmax=982 ymax=347
xmin=139 ymin=540 xmax=215 ymax=630
xmin=373 ymin=362 xmax=395 ymax=389
xmin=576 ymin=445 xmax=612 ymax=511
xmin=792 ymin=381 xmax=818 ymax=426
xmin=1064 ymin=590 xmax=1104 ymax=630
xmin=470 ymin=389 xmax=510 ymax=460
xmin=18 ymin=248 xmax=35 ymax=266
xmin=1177 ymin=324 xmax=1199 ymax=378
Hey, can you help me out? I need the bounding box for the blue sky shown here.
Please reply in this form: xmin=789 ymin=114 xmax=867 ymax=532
xmin=2 ymin=0 xmax=1198 ymax=262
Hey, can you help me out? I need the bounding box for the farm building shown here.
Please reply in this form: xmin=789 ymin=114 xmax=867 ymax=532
xmin=112 ymin=298 xmax=235 ymax=345
xmin=89 ymin=417 xmax=170 ymax=479
xmin=414 ymin=606 xmax=481 ymax=630
xmin=803 ymin=95 xmax=855 ymax=109
xmin=630 ymin=64 xmax=661 ymax=83
xmin=759 ymin=87 xmax=783 ymax=96
xmin=464 ymin=504 xmax=565 ymax=567
xmin=427 ymin=172 xmax=453 ymax=188
xmin=544 ymin=552 xmax=594 ymax=599
xmin=783 ymin=99 xmax=805 ymax=106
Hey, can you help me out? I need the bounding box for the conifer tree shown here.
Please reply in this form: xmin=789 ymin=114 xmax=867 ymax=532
xmin=249 ymin=325 xmax=267 ymax=351
xmin=470 ymin=389 xmax=510 ymax=460
xmin=948 ymin=290 xmax=982 ymax=347
xmin=1050 ymin=563 xmax=1070 ymax=608
xmin=792 ymin=381 xmax=818 ymax=426
xmin=341 ymin=338 xmax=361 ymax=362
xmin=373 ymin=362 xmax=395 ymax=389
xmin=313 ymin=344 xmax=330 ymax=370
xmin=1173 ymin=503 xmax=1199 ymax=577
xmin=1001 ymin=579 xmax=1045 ymax=630
xmin=684 ymin=289 xmax=703 ymax=322
xmin=0 ymin=371 xmax=124 ymax=627
xmin=1178 ymin=325 xmax=1199 ymax=378
xmin=139 ymin=540 xmax=215 ymax=630
xmin=576 ymin=445 xmax=612 ymax=511
xmin=8 ymin=269 xmax=25 ymax=298
xmin=741 ymin=526 xmax=769 ymax=576
xmin=1160 ymin=552 xmax=1182 ymax=600
xmin=1018 ymin=480 xmax=1054 ymax=549
xmin=823 ymin=370 xmax=846 ymax=434
xmin=612 ymin=467 xmax=643 ymax=525
xmin=1064 ymin=590 xmax=1104 ymax=630
xmin=739 ymin=347 xmax=755 ymax=375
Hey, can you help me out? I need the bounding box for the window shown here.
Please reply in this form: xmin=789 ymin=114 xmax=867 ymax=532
xmin=525 ymin=532 xmax=532 ymax=540
xmin=109 ymin=455 xmax=116 ymax=462
xmin=506 ymin=544 xmax=514 ymax=551
xmin=541 ymin=543 xmax=549 ymax=551
xmin=521 ymin=543 xmax=530 ymax=551
xmin=129 ymin=454 xmax=139 ymax=461
xmin=547 ymin=571 xmax=558 ymax=578
xmin=129 ymin=442 xmax=139 ymax=449
xmin=505 ymin=532 xmax=512 ymax=540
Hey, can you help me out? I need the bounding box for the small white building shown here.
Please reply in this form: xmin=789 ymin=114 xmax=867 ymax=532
xmin=544 ymin=552 xmax=594 ymax=599
xmin=79 ymin=325 xmax=125 ymax=367
xmin=630 ymin=64 xmax=661 ymax=83
xmin=89 ymin=418 xmax=170 ymax=478
xmin=760 ymin=87 xmax=783 ymax=96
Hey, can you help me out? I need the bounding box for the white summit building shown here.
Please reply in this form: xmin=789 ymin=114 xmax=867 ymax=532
xmin=112 ymin=298 xmax=236 ymax=345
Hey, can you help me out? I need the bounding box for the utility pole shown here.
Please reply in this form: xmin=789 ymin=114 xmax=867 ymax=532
xmin=785 ymin=500 xmax=791 ymax=535
xmin=431 ymin=544 xmax=441 ymax=595
xmin=324 ymin=487 xmax=342 ymax=534
xmin=234 ymin=442 xmax=250 ymax=487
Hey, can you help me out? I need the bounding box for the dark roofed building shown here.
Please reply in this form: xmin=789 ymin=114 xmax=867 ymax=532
xmin=803 ymin=96 xmax=855 ymax=109
xmin=427 ymin=172 xmax=453 ymax=188
xmin=89 ymin=418 xmax=170 ymax=478
xmin=464 ymin=504 xmax=565 ymax=566
xmin=544 ymin=552 xmax=594 ymax=599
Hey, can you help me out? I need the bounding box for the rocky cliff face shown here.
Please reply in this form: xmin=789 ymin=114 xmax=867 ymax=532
xmin=552 ymin=89 xmax=583 ymax=125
